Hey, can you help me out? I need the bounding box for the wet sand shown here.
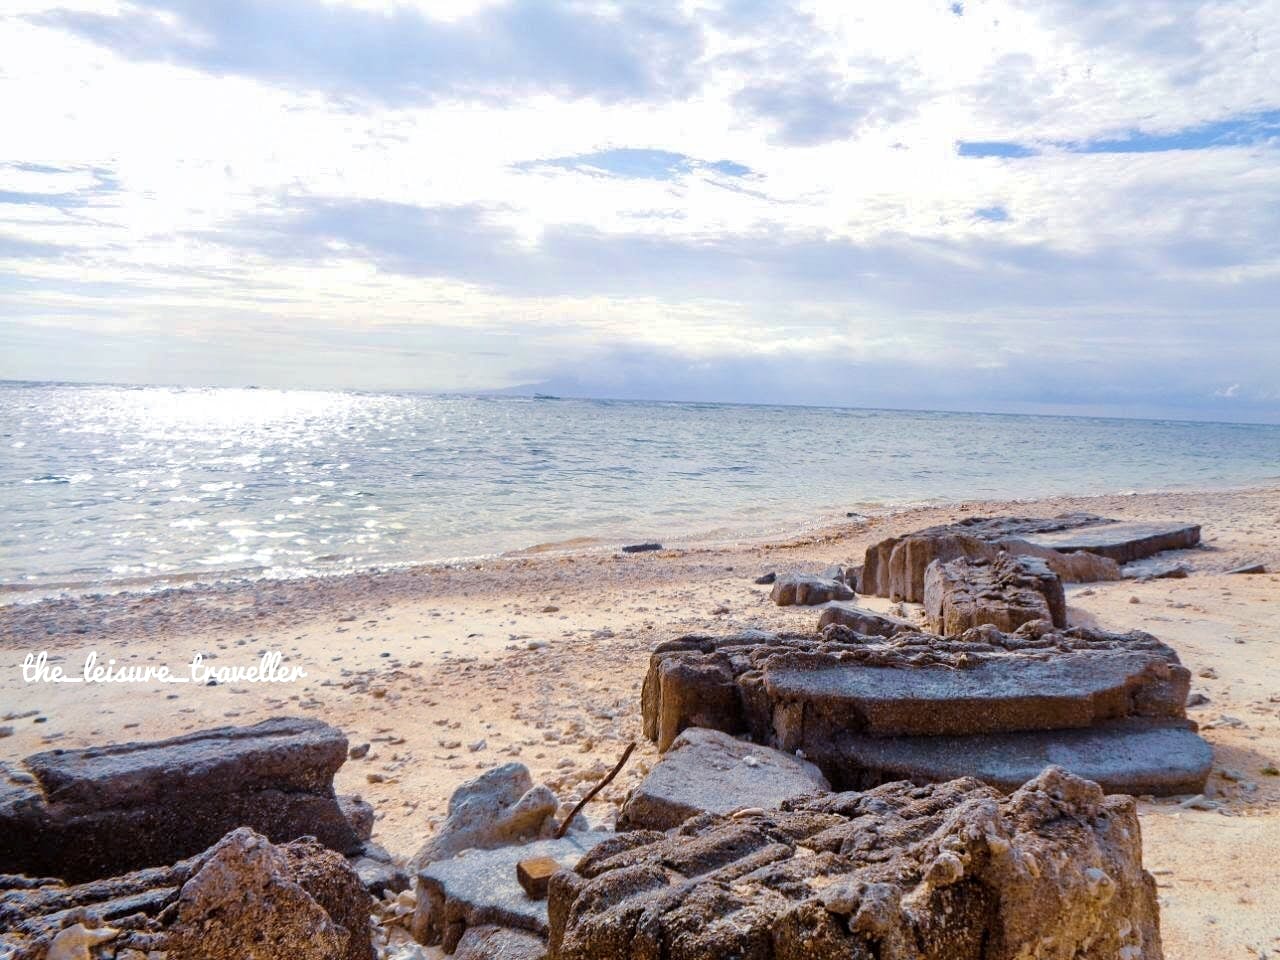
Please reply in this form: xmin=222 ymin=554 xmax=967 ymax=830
xmin=3 ymin=486 xmax=1279 ymax=958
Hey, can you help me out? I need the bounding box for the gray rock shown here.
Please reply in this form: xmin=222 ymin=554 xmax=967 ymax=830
xmin=815 ymin=602 xmax=914 ymax=637
xmin=1022 ymin=520 xmax=1201 ymax=565
xmin=413 ymin=831 xmax=611 ymax=952
xmin=617 ymin=728 xmax=828 ymax=830
xmin=639 ymin=625 xmax=1206 ymax=796
xmin=1226 ymin=562 xmax=1267 ymax=574
xmin=0 ymin=717 xmax=362 ymax=882
xmin=620 ymin=543 xmax=662 ymax=553
xmin=409 ymin=764 xmax=559 ymax=871
xmin=833 ymin=718 xmax=1213 ymax=797
xmin=351 ymin=840 xmax=411 ymax=895
xmin=769 ymin=574 xmax=854 ymax=606
xmin=753 ymin=571 xmax=777 ymax=585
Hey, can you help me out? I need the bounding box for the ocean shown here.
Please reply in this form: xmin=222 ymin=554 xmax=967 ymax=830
xmin=4 ymin=380 xmax=1279 ymax=600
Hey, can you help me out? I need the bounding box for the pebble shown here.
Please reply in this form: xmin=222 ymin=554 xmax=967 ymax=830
xmin=349 ymin=743 xmax=371 ymax=759
xmin=0 ymin=726 xmax=13 ymax=739
xmin=468 ymin=739 xmax=487 ymax=753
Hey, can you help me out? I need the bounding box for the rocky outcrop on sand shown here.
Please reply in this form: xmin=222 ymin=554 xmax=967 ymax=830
xmin=860 ymin=514 xmax=1199 ymax=602
xmin=640 ymin=623 xmax=1210 ymax=795
xmin=0 ymin=827 xmax=373 ymax=960
xmin=548 ymin=766 xmax=1162 ymax=960
xmin=815 ymin=602 xmax=915 ymax=636
xmin=0 ymin=717 xmax=367 ymax=882
xmin=617 ymin=727 xmax=829 ymax=830
xmin=924 ymin=554 xmax=1067 ymax=633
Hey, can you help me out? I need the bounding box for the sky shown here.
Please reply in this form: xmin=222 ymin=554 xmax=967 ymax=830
xmin=1 ymin=0 xmax=1279 ymax=422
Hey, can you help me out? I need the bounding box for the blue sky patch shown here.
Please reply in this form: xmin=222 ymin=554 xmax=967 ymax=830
xmin=974 ymin=205 xmax=1010 ymax=221
xmin=957 ymin=141 xmax=1038 ymax=158
xmin=518 ymin=149 xmax=752 ymax=180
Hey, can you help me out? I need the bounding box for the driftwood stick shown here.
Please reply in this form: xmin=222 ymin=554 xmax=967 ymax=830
xmin=554 ymin=741 xmax=636 ymax=839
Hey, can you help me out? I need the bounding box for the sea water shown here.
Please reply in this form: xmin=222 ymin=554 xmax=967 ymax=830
xmin=4 ymin=380 xmax=1279 ymax=599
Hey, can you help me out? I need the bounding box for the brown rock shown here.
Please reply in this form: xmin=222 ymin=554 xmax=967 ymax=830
xmin=517 ymin=856 xmax=561 ymax=899
xmin=548 ymin=767 xmax=1163 ymax=960
xmin=923 ymin=554 xmax=1066 ymax=634
xmin=0 ymin=828 xmax=372 ymax=960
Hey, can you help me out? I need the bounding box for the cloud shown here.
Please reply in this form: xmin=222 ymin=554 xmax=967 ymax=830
xmin=29 ymin=0 xmax=705 ymax=105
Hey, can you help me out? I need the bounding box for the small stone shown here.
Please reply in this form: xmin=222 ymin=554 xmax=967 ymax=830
xmin=621 ymin=542 xmax=662 ymax=553
xmin=515 ymin=855 xmax=560 ymax=899
xmin=1198 ymin=667 xmax=1218 ymax=679
xmin=1128 ymin=596 xmax=1141 ymax=604
xmin=0 ymin=725 xmax=13 ymax=738
xmin=349 ymin=742 xmax=371 ymax=759
xmin=1186 ymin=692 xmax=1210 ymax=707
xmin=541 ymin=605 xmax=560 ymax=613
xmin=367 ymin=773 xmax=385 ymax=783
xmin=754 ymin=572 xmax=777 ymax=585
xmin=1226 ymin=563 xmax=1266 ymax=575
xmin=468 ymin=739 xmax=487 ymax=753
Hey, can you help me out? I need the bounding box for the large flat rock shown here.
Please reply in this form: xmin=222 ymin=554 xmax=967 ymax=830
xmin=548 ymin=768 xmax=1163 ymax=960
xmin=0 ymin=717 xmax=364 ymax=882
xmin=815 ymin=602 xmax=914 ymax=636
xmin=832 ymin=719 xmax=1212 ymax=797
xmin=414 ymin=831 xmax=612 ymax=952
xmin=617 ymin=727 xmax=828 ymax=830
xmin=1021 ymin=521 xmax=1202 ymax=564
xmin=640 ymin=625 xmax=1203 ymax=795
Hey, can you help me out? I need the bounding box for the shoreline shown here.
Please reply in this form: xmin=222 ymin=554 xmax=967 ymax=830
xmin=3 ymin=484 xmax=1279 ymax=958
xmin=6 ymin=478 xmax=1278 ymax=609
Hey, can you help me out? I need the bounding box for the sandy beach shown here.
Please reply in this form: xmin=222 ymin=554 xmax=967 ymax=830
xmin=3 ymin=485 xmax=1278 ymax=959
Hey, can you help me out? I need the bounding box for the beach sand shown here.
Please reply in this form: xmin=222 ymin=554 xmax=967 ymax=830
xmin=3 ymin=486 xmax=1278 ymax=958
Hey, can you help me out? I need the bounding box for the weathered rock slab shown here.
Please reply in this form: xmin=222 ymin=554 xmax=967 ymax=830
xmin=640 ymin=625 xmax=1204 ymax=795
xmin=548 ymin=767 xmax=1163 ymax=960
xmin=833 ymin=719 xmax=1212 ymax=796
xmin=923 ymin=553 xmax=1066 ymax=634
xmin=0 ymin=717 xmax=364 ymax=882
xmin=1021 ymin=521 xmax=1201 ymax=564
xmin=414 ymin=832 xmax=612 ymax=952
xmin=770 ymin=574 xmax=854 ymax=606
xmin=0 ymin=827 xmax=373 ymax=960
xmin=455 ymin=925 xmax=548 ymax=959
xmin=617 ymin=728 xmax=828 ymax=830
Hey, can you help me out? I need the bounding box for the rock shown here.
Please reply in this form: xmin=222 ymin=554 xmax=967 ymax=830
xmin=1124 ymin=560 xmax=1192 ymax=580
xmin=769 ymin=574 xmax=854 ymax=606
xmin=617 ymin=728 xmax=829 ymax=830
xmin=753 ymin=572 xmax=777 ymax=585
xmin=454 ymin=925 xmax=548 ymax=960
xmin=620 ymin=543 xmax=662 ymax=553
xmin=349 ymin=742 xmax=371 ymax=760
xmin=1226 ymin=563 xmax=1267 ymax=575
xmin=340 ymin=794 xmax=376 ymax=841
xmin=639 ymin=625 xmax=1206 ymax=796
xmin=923 ymin=553 xmax=1066 ymax=634
xmin=0 ymin=717 xmax=364 ymax=882
xmin=547 ymin=767 xmax=1163 ymax=960
xmin=814 ymin=602 xmax=914 ymax=637
xmin=1186 ymin=692 xmax=1210 ymax=707
xmin=0 ymin=727 xmax=13 ymax=739
xmin=861 ymin=514 xmax=1119 ymax=602
xmin=409 ymin=764 xmax=560 ymax=871
xmin=834 ymin=718 xmax=1213 ymax=796
xmin=1021 ymin=520 xmax=1202 ymax=565
xmin=351 ymin=840 xmax=411 ymax=895
xmin=413 ymin=832 xmax=611 ymax=952
xmin=0 ymin=827 xmax=372 ymax=960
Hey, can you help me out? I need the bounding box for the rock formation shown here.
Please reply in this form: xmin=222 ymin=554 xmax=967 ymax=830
xmin=859 ymin=514 xmax=1200 ymax=602
xmin=548 ymin=766 xmax=1163 ymax=959
xmin=815 ymin=602 xmax=915 ymax=636
xmin=0 ymin=827 xmax=373 ymax=960
xmin=0 ymin=717 xmax=368 ymax=882
xmin=923 ymin=554 xmax=1067 ymax=633
xmin=640 ymin=624 xmax=1210 ymax=796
